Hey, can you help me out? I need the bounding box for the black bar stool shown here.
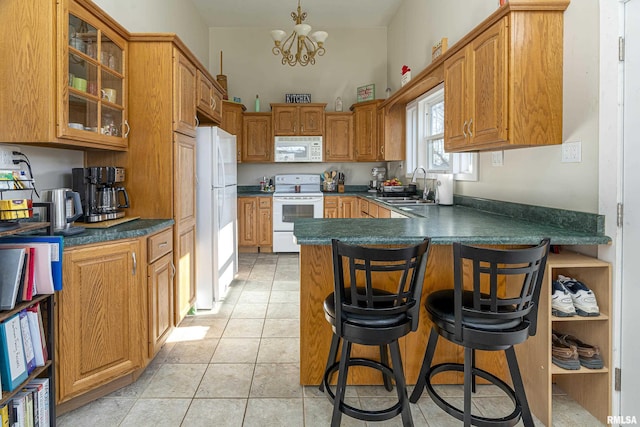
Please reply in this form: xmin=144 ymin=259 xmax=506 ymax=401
xmin=409 ymin=239 xmax=550 ymax=427
xmin=320 ymin=238 xmax=430 ymax=427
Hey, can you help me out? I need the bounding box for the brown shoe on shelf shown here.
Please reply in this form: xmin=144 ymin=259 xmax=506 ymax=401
xmin=551 ymin=333 xmax=580 ymax=370
xmin=557 ymin=333 xmax=604 ymax=369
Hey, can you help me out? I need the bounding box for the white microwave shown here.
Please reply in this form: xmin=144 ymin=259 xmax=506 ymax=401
xmin=274 ymin=136 xmax=323 ymax=162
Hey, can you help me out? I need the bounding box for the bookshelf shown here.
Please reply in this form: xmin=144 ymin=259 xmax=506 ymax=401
xmin=0 ymin=221 xmax=56 ymax=426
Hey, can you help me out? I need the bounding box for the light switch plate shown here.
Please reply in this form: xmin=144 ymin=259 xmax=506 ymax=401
xmin=562 ymin=141 xmax=582 ymax=163
xmin=491 ymin=151 xmax=504 ymax=167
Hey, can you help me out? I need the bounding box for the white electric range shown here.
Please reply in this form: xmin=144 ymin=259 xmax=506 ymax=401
xmin=272 ymin=174 xmax=324 ymax=252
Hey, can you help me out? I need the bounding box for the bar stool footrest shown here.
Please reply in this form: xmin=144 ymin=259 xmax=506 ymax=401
xmin=322 ymin=357 xmax=403 ymax=422
xmin=425 ymin=363 xmax=522 ymax=427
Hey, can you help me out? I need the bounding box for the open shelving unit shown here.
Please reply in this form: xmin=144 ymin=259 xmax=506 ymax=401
xmin=515 ymin=251 xmax=611 ymax=426
xmin=0 ymin=218 xmax=56 ymax=425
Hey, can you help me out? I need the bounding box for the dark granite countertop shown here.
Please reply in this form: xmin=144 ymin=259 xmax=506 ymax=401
xmin=63 ymin=219 xmax=174 ymax=248
xmin=293 ymin=204 xmax=611 ymax=246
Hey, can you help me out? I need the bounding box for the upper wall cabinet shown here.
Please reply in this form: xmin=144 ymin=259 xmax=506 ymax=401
xmin=444 ymin=8 xmax=565 ymax=152
xmin=196 ymin=70 xmax=223 ymax=125
xmin=0 ymin=0 xmax=130 ymax=151
xmin=271 ymin=104 xmax=326 ymax=136
xmin=351 ymin=100 xmax=383 ymax=162
xmin=382 ymin=1 xmax=568 ymax=154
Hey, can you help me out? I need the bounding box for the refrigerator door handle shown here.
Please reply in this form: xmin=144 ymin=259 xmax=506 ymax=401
xmin=218 ymin=140 xmax=226 ymax=188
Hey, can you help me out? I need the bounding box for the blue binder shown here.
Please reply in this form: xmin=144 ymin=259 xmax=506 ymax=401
xmin=0 ymin=236 xmax=64 ymax=291
xmin=0 ymin=313 xmax=28 ymax=391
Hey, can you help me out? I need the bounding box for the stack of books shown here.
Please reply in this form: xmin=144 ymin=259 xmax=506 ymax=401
xmin=0 ymin=377 xmax=50 ymax=426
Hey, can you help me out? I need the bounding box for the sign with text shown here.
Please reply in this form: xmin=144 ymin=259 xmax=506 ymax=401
xmin=356 ymin=84 xmax=375 ymax=102
xmin=285 ymin=94 xmax=311 ymax=103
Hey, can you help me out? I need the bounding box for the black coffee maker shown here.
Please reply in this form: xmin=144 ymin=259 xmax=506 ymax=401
xmin=72 ymin=167 xmax=130 ymax=223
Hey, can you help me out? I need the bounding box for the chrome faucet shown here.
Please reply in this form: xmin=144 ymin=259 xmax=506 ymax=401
xmin=410 ymin=166 xmax=429 ymax=200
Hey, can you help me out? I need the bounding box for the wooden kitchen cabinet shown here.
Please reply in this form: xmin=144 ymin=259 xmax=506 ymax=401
xmin=58 ymin=239 xmax=143 ymax=404
xmin=173 ymin=49 xmax=197 ymax=137
xmin=444 ymin=14 xmax=563 ymax=152
xmin=196 ymin=69 xmax=223 ymax=124
xmin=324 ymin=112 xmax=354 ymax=162
xmin=516 ymin=252 xmax=611 ymax=426
xmin=174 ymin=133 xmax=197 ymax=322
xmin=86 ymin=35 xmax=211 ymax=326
xmin=258 ymin=197 xmax=273 ymax=251
xmin=271 ymin=103 xmax=326 ymax=136
xmin=147 ymin=228 xmax=175 ymax=358
xmin=0 ymin=0 xmax=130 ymax=150
xmin=377 ymin=205 xmax=391 ymax=218
xmin=221 ymin=101 xmax=246 ymax=161
xmin=324 ymin=196 xmax=356 ymax=218
xmin=351 ymin=100 xmax=384 ymax=161
xmin=238 ymin=196 xmax=272 ymax=252
xmin=242 ymin=113 xmax=273 ymax=162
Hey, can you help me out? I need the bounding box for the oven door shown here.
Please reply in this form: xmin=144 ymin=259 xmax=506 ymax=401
xmin=272 ymin=195 xmax=323 ymax=231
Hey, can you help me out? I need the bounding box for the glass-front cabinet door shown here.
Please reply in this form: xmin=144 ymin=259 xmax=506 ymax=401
xmin=60 ymin=1 xmax=128 ymax=149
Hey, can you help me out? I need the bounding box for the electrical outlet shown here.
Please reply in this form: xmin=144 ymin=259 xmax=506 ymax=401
xmin=562 ymin=141 xmax=582 ymax=163
xmin=491 ymin=151 xmax=504 ymax=167
xmin=0 ymin=146 xmax=20 ymax=170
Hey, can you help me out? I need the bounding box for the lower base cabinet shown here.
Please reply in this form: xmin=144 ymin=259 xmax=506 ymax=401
xmin=57 ymin=239 xmax=144 ymax=405
xmin=238 ymin=196 xmax=272 ymax=252
xmin=57 ymin=226 xmax=175 ymax=414
xmin=324 ymin=196 xmax=357 ymax=218
xmin=147 ymin=228 xmax=175 ymax=358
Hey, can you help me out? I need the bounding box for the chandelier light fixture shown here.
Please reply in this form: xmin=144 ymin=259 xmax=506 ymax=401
xmin=270 ymin=0 xmax=328 ymax=66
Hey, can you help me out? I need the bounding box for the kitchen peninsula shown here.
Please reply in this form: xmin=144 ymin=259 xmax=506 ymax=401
xmin=294 ymin=197 xmax=611 ymax=423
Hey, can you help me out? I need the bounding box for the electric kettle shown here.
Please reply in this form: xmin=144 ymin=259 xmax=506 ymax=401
xmin=41 ymin=188 xmax=85 ymax=235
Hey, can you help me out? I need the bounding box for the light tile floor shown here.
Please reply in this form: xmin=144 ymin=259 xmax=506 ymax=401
xmin=58 ymin=253 xmax=604 ymax=426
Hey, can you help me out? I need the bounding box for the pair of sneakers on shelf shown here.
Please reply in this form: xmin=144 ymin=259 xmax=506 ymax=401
xmin=551 ymin=331 xmax=604 ymax=370
xmin=551 ymin=274 xmax=600 ymax=317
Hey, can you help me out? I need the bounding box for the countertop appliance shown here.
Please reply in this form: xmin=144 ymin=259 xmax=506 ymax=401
xmin=274 ymin=136 xmax=323 ymax=162
xmin=273 ymin=174 xmax=323 ymax=252
xmin=72 ymin=167 xmax=129 ymax=223
xmin=369 ymin=167 xmax=386 ymax=192
xmin=41 ymin=188 xmax=85 ymax=235
xmin=196 ymin=126 xmax=238 ymax=308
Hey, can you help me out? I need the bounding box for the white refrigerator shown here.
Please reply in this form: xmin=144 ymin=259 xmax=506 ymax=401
xmin=196 ymin=126 xmax=238 ymax=309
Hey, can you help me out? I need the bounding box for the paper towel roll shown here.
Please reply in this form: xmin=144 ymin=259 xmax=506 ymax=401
xmin=436 ymin=174 xmax=453 ymax=205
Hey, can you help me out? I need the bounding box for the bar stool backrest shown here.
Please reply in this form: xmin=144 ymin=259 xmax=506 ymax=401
xmin=331 ymin=238 xmax=430 ymax=336
xmin=452 ymin=238 xmax=551 ymax=340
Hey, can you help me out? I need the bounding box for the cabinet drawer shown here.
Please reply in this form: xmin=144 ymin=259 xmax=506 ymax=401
xmin=148 ymin=228 xmax=173 ymax=263
xmin=324 ymin=197 xmax=339 ymax=208
xmin=259 ymin=198 xmax=271 ymax=209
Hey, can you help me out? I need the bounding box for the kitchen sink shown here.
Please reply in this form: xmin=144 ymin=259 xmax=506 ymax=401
xmin=375 ymin=198 xmax=436 ymax=206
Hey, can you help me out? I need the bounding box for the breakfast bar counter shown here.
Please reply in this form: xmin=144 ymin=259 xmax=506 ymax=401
xmin=293 ymin=200 xmax=610 ymax=386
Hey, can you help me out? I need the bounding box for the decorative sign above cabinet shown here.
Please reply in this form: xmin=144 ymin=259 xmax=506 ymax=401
xmin=285 ymin=94 xmax=312 ymax=103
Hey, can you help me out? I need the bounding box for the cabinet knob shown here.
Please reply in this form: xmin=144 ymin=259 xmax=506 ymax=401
xmin=468 ymin=118 xmax=473 ymax=137
xmin=132 ymin=251 xmax=137 ymax=276
xmin=123 ymin=120 xmax=131 ymax=138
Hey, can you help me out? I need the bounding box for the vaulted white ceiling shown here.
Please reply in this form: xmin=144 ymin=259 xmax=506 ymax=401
xmin=190 ymin=0 xmax=403 ymax=28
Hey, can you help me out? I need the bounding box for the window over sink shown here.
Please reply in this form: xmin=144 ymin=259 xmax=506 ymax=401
xmin=406 ymin=83 xmax=478 ymax=181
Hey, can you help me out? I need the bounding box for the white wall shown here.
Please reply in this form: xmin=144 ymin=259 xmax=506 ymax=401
xmin=11 ymin=145 xmax=85 ymax=201
xmin=387 ymin=0 xmax=600 ymax=212
xmin=209 ymin=27 xmax=388 ymax=109
xmin=211 ymin=26 xmax=389 ymax=185
xmin=387 ymin=0 xmax=496 ymax=93
xmin=92 ymin=0 xmax=209 ymax=65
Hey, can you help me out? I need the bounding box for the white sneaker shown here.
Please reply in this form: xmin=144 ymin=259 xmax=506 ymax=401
xmin=557 ymin=275 xmax=600 ymax=316
xmin=551 ymin=280 xmax=576 ymax=317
